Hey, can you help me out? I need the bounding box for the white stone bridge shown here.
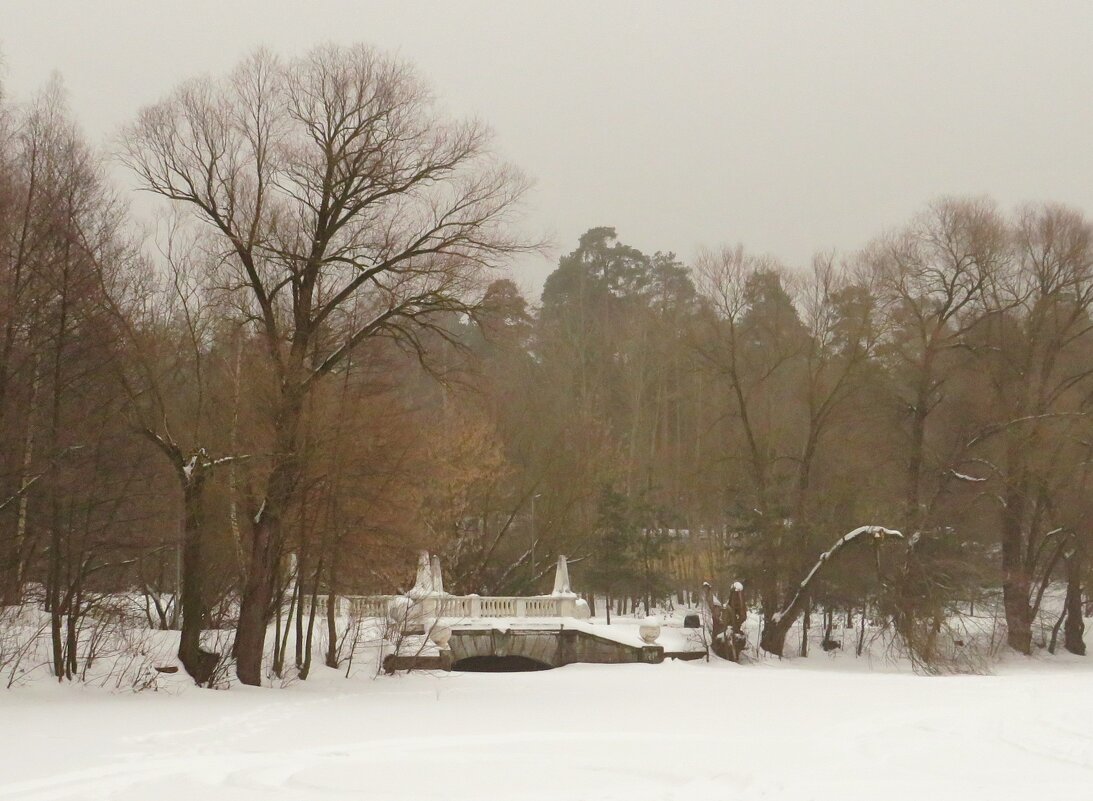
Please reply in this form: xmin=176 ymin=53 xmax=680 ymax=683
xmin=324 ymin=553 xmax=702 ymax=671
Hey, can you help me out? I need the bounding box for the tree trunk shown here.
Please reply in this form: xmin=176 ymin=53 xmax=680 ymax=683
xmin=237 ymin=514 xmax=274 ymax=684
xmin=47 ymin=496 xmax=65 ymax=679
xmin=1000 ymin=474 xmax=1032 ymax=655
xmin=905 ymin=399 xmax=928 ymax=530
xmin=64 ymin=591 xmax=79 ymax=678
xmin=799 ymin=598 xmax=810 ymax=657
xmin=47 ymin=258 xmax=70 ymax=679
xmin=6 ymin=350 xmax=42 ymax=602
xmin=274 ymin=574 xmax=297 ymax=679
xmin=227 ymin=330 xmax=246 ymax=574
xmin=761 ymin=526 xmax=902 ymax=656
xmin=294 ymin=545 xmax=307 ymax=671
xmin=822 ymin=607 xmax=836 ymax=649
xmin=325 ymin=555 xmax=339 ymax=669
xmin=300 ymin=556 xmax=322 ymax=680
xmin=177 ymin=475 xmax=219 ymax=686
xmin=1064 ymin=547 xmax=1086 ymax=656
xmin=760 ymin=615 xmax=791 ymax=657
xmin=235 ymin=387 xmax=304 ymax=686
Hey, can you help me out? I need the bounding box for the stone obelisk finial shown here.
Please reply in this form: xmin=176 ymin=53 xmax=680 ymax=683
xmin=552 ymin=554 xmax=572 ymax=596
xmin=411 ymin=550 xmax=433 ymax=595
xmin=430 ymin=553 xmax=445 ymax=595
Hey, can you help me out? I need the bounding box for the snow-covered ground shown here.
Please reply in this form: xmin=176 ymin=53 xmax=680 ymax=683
xmin=2 ymin=648 xmax=1092 ymax=800
xmin=0 ymin=596 xmax=1088 ymax=799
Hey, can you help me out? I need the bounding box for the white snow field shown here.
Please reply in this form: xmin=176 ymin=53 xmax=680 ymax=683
xmin=1 ymin=653 xmax=1092 ymax=801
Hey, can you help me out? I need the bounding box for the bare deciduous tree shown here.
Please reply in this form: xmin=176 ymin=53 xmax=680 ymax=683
xmin=123 ymin=44 xmax=532 ymax=684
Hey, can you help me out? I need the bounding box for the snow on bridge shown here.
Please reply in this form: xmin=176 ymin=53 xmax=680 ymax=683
xmin=321 ymin=552 xmax=706 ymax=670
xmin=316 ymin=552 xmax=591 ymax=621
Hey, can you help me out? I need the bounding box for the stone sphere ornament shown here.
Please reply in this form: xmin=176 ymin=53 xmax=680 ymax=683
xmin=429 ymin=623 xmax=452 ymax=650
xmin=386 ymin=595 xmax=412 ymax=628
xmin=639 ymin=615 xmax=662 ymax=644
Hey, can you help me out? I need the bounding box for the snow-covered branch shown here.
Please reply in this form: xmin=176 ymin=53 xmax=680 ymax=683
xmin=762 ymin=526 xmax=903 ymax=655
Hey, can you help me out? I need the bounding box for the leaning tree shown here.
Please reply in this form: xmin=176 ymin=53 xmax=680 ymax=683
xmin=759 ymin=525 xmax=904 ymax=657
xmin=123 ymin=44 xmax=531 ymax=685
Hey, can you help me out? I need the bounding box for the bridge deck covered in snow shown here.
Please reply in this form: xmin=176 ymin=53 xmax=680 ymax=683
xmin=366 ymin=553 xmax=706 ymax=671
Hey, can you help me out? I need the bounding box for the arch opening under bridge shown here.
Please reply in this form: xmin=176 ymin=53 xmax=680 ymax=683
xmin=451 ymin=655 xmax=552 ymax=672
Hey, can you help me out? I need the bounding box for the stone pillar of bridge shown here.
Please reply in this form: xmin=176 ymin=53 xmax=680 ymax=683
xmin=431 ymin=554 xmax=445 ymax=595
xmin=408 ymin=550 xmax=442 ymax=621
xmin=552 ymin=555 xmax=579 ymax=617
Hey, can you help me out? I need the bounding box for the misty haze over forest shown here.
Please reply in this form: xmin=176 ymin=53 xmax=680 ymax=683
xmin=2 ymin=5 xmax=1093 ymax=801
xmin=5 ymin=2 xmax=1093 ymax=289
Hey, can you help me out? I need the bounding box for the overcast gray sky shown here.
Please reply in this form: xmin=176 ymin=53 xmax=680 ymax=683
xmin=3 ymin=1 xmax=1092 ymax=297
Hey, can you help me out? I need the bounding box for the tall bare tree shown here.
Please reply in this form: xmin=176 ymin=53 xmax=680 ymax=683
xmin=868 ymin=198 xmax=1009 ymax=532
xmin=966 ymin=204 xmax=1093 ymax=653
xmin=123 ymin=44 xmax=531 ymax=684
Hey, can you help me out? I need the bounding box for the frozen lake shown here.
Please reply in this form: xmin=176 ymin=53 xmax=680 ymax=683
xmin=1 ymin=656 xmax=1089 ymax=800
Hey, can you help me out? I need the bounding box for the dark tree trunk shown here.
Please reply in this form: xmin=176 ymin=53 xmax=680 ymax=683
xmin=47 ymin=263 xmax=69 ymax=679
xmin=760 ymin=608 xmax=793 ymax=657
xmin=301 ymin=589 xmax=319 ymax=680
xmin=294 ymin=545 xmax=307 ymax=671
xmin=301 ymin=552 xmax=323 ymax=680
xmin=1000 ymin=475 xmax=1032 ymax=655
xmin=1064 ymin=547 xmax=1086 ymax=656
xmin=799 ymin=598 xmax=810 ymax=657
xmin=177 ymin=475 xmax=219 ymax=686
xmin=274 ymin=579 xmax=297 ymax=679
xmin=761 ymin=526 xmax=902 ymax=656
xmin=324 ymin=555 xmax=339 ymax=669
xmin=235 ymin=387 xmax=303 ymax=686
xmin=822 ymin=607 xmax=837 ymax=650
xmin=237 ymin=513 xmax=278 ymax=685
xmin=47 ymin=513 xmax=64 ymax=679
xmin=905 ymin=395 xmax=929 ymax=530
xmin=64 ymin=591 xmax=79 ymax=678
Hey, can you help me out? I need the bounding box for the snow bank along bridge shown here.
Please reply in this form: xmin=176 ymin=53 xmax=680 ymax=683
xmin=322 ymin=553 xmax=702 ymax=671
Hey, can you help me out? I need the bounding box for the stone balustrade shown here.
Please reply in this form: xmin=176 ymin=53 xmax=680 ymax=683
xmin=315 ymin=592 xmax=583 ymax=620
xmin=311 ymin=553 xmax=588 ymax=622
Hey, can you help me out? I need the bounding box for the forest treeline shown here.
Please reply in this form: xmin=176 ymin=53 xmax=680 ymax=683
xmin=2 ymin=44 xmax=1091 ymax=685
